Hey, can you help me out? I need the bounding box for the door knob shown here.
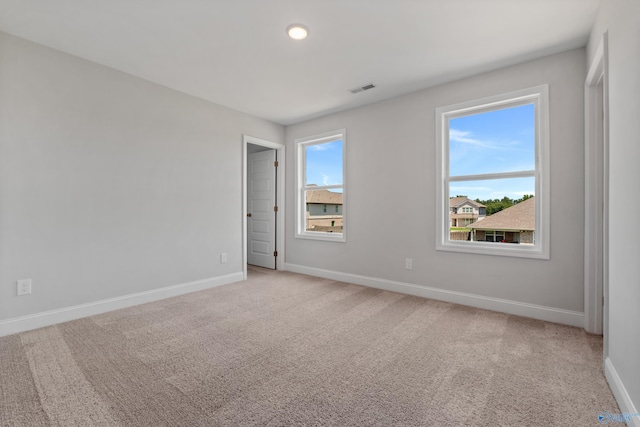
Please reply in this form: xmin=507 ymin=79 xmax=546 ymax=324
xmin=247 ymin=213 xmax=252 ymax=217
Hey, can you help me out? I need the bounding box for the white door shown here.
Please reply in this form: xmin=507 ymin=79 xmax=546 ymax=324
xmin=247 ymin=150 xmax=277 ymax=269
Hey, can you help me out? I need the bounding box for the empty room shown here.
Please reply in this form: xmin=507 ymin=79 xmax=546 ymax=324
xmin=1 ymin=1 xmax=639 ymax=425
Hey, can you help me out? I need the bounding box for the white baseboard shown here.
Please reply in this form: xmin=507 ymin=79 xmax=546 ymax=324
xmin=0 ymin=272 xmax=244 ymax=337
xmin=283 ymin=263 xmax=584 ymax=327
xmin=605 ymin=357 xmax=640 ymax=427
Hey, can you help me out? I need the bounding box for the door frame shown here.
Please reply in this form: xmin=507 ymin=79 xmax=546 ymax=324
xmin=242 ymin=135 xmax=286 ymax=279
xmin=584 ymin=32 xmax=609 ymax=350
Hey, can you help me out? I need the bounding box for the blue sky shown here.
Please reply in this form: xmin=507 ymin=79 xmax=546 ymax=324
xmin=449 ymin=103 xmax=535 ymax=200
xmin=305 ymin=140 xmax=343 ymax=189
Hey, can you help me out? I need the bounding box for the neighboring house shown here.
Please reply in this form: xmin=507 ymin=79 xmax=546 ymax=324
xmin=468 ymin=197 xmax=535 ymax=244
xmin=449 ymin=197 xmax=486 ymax=227
xmin=306 ymin=189 xmax=343 ymax=231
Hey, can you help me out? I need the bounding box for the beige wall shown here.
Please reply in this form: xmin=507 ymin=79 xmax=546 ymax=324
xmin=520 ymin=231 xmax=534 ymax=245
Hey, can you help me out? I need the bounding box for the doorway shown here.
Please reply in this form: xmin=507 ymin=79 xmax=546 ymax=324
xmin=242 ymin=136 xmax=285 ymax=279
xmin=247 ymin=146 xmax=276 ymax=269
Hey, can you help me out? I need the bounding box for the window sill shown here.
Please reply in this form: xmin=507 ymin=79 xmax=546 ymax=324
xmin=436 ymin=240 xmax=549 ymax=259
xmin=295 ymin=232 xmax=346 ymax=243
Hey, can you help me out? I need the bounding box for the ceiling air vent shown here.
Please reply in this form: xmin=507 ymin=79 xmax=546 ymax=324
xmin=349 ymin=83 xmax=376 ymax=94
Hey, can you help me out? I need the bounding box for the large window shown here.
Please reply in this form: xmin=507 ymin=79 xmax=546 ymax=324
xmin=436 ymin=86 xmax=549 ymax=258
xmin=296 ymin=129 xmax=346 ymax=242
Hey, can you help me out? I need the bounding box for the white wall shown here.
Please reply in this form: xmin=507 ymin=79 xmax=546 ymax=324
xmin=588 ymin=0 xmax=640 ymax=418
xmin=285 ymin=49 xmax=586 ymax=316
xmin=0 ymin=33 xmax=283 ymax=326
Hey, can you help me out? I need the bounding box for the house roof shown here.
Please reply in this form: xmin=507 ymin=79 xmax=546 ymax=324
xmin=469 ymin=197 xmax=535 ymax=231
xmin=450 ymin=197 xmax=486 ymax=209
xmin=306 ymin=189 xmax=343 ymax=205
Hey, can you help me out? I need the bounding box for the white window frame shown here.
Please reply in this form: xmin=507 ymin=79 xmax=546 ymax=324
xmin=435 ymin=85 xmax=550 ymax=259
xmin=295 ymin=129 xmax=346 ymax=242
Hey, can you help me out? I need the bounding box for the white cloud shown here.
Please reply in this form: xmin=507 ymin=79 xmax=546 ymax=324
xmin=449 ymin=129 xmax=481 ymax=145
xmin=450 ymin=185 xmax=493 ymax=193
xmin=449 ymin=129 xmax=508 ymax=150
xmin=308 ymin=141 xmax=340 ymax=151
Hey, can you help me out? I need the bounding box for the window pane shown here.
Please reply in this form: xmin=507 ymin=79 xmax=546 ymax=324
xmin=449 ymin=104 xmax=535 ymax=177
xmin=449 ymin=177 xmax=535 ymax=244
xmin=304 ymin=188 xmax=343 ymax=233
xmin=305 ymin=140 xmax=343 ymax=186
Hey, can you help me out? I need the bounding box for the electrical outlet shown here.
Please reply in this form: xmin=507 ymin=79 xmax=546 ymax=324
xmin=405 ymin=258 xmax=413 ymax=270
xmin=17 ymin=279 xmax=32 ymax=296
xmin=220 ymin=253 xmax=228 ymax=263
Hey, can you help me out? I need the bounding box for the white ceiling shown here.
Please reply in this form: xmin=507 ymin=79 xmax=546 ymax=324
xmin=0 ymin=0 xmax=600 ymax=125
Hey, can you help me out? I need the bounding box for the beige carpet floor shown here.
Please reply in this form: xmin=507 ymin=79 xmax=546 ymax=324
xmin=1 ymin=267 xmax=619 ymax=426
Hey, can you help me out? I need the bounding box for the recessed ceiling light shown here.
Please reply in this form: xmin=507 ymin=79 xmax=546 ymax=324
xmin=287 ymin=24 xmax=309 ymax=40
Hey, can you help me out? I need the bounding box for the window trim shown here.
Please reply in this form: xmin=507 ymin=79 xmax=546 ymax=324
xmin=435 ymin=85 xmax=550 ymax=259
xmin=295 ymin=129 xmax=346 ymax=242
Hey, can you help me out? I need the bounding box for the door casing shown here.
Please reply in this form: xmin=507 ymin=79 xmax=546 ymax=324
xmin=584 ymin=32 xmax=609 ymax=356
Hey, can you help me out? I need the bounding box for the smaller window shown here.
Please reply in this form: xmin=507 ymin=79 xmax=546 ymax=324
xmin=296 ymin=129 xmax=346 ymax=242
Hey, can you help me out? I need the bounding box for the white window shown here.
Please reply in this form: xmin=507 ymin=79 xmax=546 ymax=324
xmin=296 ymin=129 xmax=346 ymax=242
xmin=484 ymin=230 xmax=505 ymax=242
xmin=435 ymin=85 xmax=549 ymax=258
